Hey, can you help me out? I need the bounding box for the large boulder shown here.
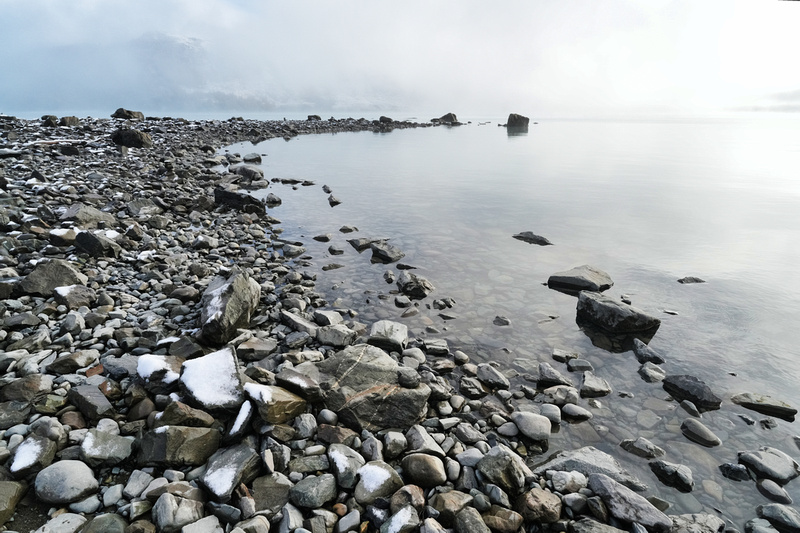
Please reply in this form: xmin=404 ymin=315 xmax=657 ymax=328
xmin=19 ymin=259 xmax=87 ymax=296
xmin=532 ymin=446 xmax=647 ymax=491
xmin=577 ymin=291 xmax=661 ymax=334
xmin=60 ymin=203 xmax=117 ymax=228
xmin=111 ymin=108 xmax=145 ymax=120
xmin=199 ymin=270 xmax=261 ymax=345
xmin=507 ymin=113 xmax=530 ymax=128
xmin=35 ymin=460 xmax=99 ymax=505
xmin=316 ymin=344 xmax=431 ymax=431
xmin=396 ymin=271 xmax=434 ymax=300
xmin=731 ymin=392 xmax=797 ymax=421
xmin=662 ymin=375 xmax=721 ymax=411
xmin=588 ymin=473 xmax=672 ymax=532
xmin=111 ymin=128 xmax=153 ymax=148
xmin=138 ymin=426 xmax=220 ymax=467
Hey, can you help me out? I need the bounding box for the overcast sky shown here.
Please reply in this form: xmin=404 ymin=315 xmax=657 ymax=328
xmin=2 ymin=0 xmax=800 ymax=118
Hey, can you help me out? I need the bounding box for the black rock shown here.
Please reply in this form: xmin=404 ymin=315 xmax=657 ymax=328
xmin=662 ymin=375 xmax=722 ymax=411
xmin=512 ymin=231 xmax=552 ymax=246
xmin=111 ymin=128 xmax=153 ymax=148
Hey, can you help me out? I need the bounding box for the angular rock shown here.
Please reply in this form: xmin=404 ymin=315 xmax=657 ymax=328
xmin=367 ymin=320 xmax=408 ymax=353
xmin=619 ymin=437 xmax=665 ymax=459
xmin=476 ymin=444 xmax=533 ymax=496
xmin=152 ymin=493 xmax=204 ymax=533
xmin=0 ymin=481 xmax=27 ymax=527
xmin=9 ymin=434 xmax=57 ymax=478
xmin=316 ymin=324 xmax=357 ymax=347
xmin=253 ymin=473 xmax=293 ymax=514
xmin=538 ymin=362 xmax=573 ymax=388
xmin=138 ymin=426 xmax=220 ymax=467
xmin=47 ymin=348 xmax=100 ymax=374
xmin=19 ymin=259 xmax=87 ymax=296
xmin=35 ymin=460 xmax=99 ymax=504
xmin=532 ymin=446 xmax=647 ymax=491
xmin=382 ymin=505 xmax=421 ymax=533
xmin=577 ymin=291 xmax=661 ymax=333
xmin=199 ymin=270 xmax=261 ymax=345
xmin=668 ymin=515 xmax=725 ymax=533
xmin=548 ymin=265 xmax=613 ymax=294
xmin=111 ymin=108 xmax=144 ymax=120
xmin=328 ymin=443 xmax=365 ymax=489
xmin=515 ymin=487 xmax=562 ymax=523
xmin=429 ymin=490 xmax=473 ymax=527
xmin=201 ymin=443 xmax=261 ymax=502
xmin=111 ymin=128 xmax=153 ymax=148
xmin=662 ymin=375 xmax=722 ymax=412
xmin=758 ymin=504 xmax=800 ymax=533
xmin=581 ymin=371 xmax=612 ymax=398
xmin=396 ymin=271 xmax=434 ymax=299
xmin=214 ymin=187 xmax=265 ymax=214
xmin=370 ymin=242 xmax=405 ymax=264
xmin=68 ymin=384 xmax=115 ymax=423
xmin=570 ymin=518 xmax=628 ymax=533
xmin=507 ymin=113 xmax=530 ymax=128
xmin=180 ymin=347 xmax=244 ymax=411
xmin=54 ymin=284 xmax=97 ymax=309
xmin=80 ymin=429 xmax=135 ymax=467
xmin=649 ymin=460 xmax=693 ymax=492
xmin=60 ymin=203 xmax=117 ymax=229
xmin=731 ymin=392 xmax=797 ymax=422
xmin=633 ymin=338 xmax=665 ymax=364
xmin=453 ymin=506 xmax=489 ymax=533
xmin=588 ymin=473 xmax=671 ymax=532
xmin=75 ymin=230 xmax=122 ymax=258
xmin=1 ymin=374 xmax=53 ymax=402
xmin=289 ymin=473 xmax=337 ymax=508
xmin=244 ymin=383 xmax=306 ymax=424
xmin=316 ymin=344 xmax=431 ymax=431
xmin=476 ymin=363 xmax=510 ymax=390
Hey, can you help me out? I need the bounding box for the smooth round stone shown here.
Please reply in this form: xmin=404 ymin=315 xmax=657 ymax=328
xmin=550 ymin=470 xmax=588 ymax=494
xmin=317 ymin=409 xmax=338 ymax=425
xmin=561 ymin=403 xmax=593 ymax=421
xmin=757 ymin=479 xmax=793 ymax=504
xmin=539 ymin=404 xmax=562 ymax=425
xmin=35 ymin=460 xmax=100 ymax=504
xmin=680 ymin=418 xmax=721 ymax=447
xmin=497 ymin=422 xmax=519 ymax=437
xmin=69 ymin=494 xmax=103 ymax=514
xmin=401 ymin=453 xmax=447 ymax=487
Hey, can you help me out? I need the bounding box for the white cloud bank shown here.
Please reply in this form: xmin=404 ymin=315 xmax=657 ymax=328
xmin=2 ymin=0 xmax=800 ymax=118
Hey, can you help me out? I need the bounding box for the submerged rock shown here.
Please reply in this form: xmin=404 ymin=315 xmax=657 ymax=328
xmin=577 ymin=291 xmax=661 ymax=334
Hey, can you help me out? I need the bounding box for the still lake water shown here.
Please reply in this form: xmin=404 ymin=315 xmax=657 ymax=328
xmin=226 ymin=115 xmax=800 ymax=521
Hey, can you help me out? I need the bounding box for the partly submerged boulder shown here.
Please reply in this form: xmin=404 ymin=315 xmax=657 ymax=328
xmin=577 ymin=291 xmax=660 ymax=334
xmin=548 ymin=265 xmax=613 ymax=294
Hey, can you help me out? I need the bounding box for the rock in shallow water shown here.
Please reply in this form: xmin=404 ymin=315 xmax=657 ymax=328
xmin=577 ymin=291 xmax=661 ymax=334
xmin=548 ymin=264 xmax=613 ymax=294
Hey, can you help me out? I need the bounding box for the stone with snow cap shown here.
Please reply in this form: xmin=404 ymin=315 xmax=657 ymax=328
xmin=244 ymin=382 xmax=307 ymax=424
xmin=328 ymin=443 xmax=366 ymax=489
xmin=199 ymin=269 xmax=261 ymax=345
xmin=201 ymin=443 xmax=261 ymax=502
xmin=354 ymin=460 xmax=404 ymax=505
xmin=53 ymin=284 xmax=97 ymax=309
xmin=180 ymin=347 xmax=244 ymax=411
xmin=9 ymin=434 xmax=58 ymax=478
xmin=80 ymin=429 xmax=135 ymax=467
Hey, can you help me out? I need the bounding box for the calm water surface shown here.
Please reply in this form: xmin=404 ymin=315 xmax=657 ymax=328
xmin=226 ymin=115 xmax=800 ymax=521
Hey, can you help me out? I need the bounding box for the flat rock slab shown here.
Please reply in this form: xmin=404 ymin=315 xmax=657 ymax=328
xmin=739 ymin=447 xmax=800 ymax=485
xmin=532 ymin=446 xmax=647 ymax=492
xmin=588 ymin=473 xmax=672 ymax=532
xmin=548 ymin=265 xmax=613 ymax=294
xmin=512 ymin=231 xmax=552 ymax=246
xmin=731 ymin=392 xmax=797 ymax=421
xmin=577 ymin=291 xmax=661 ymax=334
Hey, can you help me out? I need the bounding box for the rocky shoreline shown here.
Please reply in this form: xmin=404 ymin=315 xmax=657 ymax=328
xmin=0 ymin=111 xmax=798 ymax=533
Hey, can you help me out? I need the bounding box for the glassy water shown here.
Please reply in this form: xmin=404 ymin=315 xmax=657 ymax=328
xmin=225 ymin=115 xmax=800 ymax=521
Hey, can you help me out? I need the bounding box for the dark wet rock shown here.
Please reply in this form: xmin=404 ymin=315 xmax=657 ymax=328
xmin=758 ymin=504 xmax=800 ymax=533
xmin=370 ymin=241 xmax=405 ymax=263
xmin=533 ymin=446 xmax=647 ymax=491
xmin=111 ymin=128 xmax=153 ymax=148
xmin=746 ymin=518 xmax=780 ymax=533
xmin=289 ymin=473 xmax=337 ymax=508
xmin=201 ymin=443 xmax=261 ymax=502
xmin=75 ymin=230 xmax=122 ymax=257
xmin=639 ymin=362 xmax=666 ymax=383
xmin=588 ymin=473 xmax=672 ymax=532
xmin=47 ymin=348 xmax=99 ymax=374
xmin=739 ymin=447 xmax=800 ymax=485
xmin=662 ymin=375 xmax=722 ymax=412
xmin=731 ymin=392 xmax=797 ymax=421
xmin=138 ymin=426 xmax=220 ymax=467
xmin=34 ymin=460 xmax=99 ymax=504
xmin=0 ymin=401 xmax=31 ymax=430
xmin=632 ymin=338 xmax=666 ymax=364
xmin=1 ymin=374 xmax=53 ymax=402
xmin=548 ymin=265 xmax=613 ymax=294
xmin=199 ymin=269 xmax=261 ymax=345
xmin=81 ymin=513 xmax=129 ymax=533
xmin=328 ymin=194 xmax=341 ymax=206
xmin=757 ymin=479 xmax=793 ymax=504
xmin=453 ymin=506 xmax=488 ymax=533
xmin=397 ymin=270 xmax=435 ymax=299
xmin=316 ymin=344 xmax=431 ymax=431
xmin=154 ymin=401 xmax=215 ymax=428
xmin=507 ymin=113 xmax=530 ymax=128
xmin=677 ymin=276 xmax=706 ymax=284
xmin=680 ymin=418 xmax=721 ymax=447
xmin=512 ymin=231 xmax=552 ymax=246
xmin=111 ymin=107 xmax=145 ymax=120
xmin=577 ymin=291 xmax=661 ymax=334
xmin=19 ymin=258 xmax=88 ymax=296
xmin=476 ymin=363 xmax=510 ymax=390
xmin=569 ymin=518 xmax=628 ymax=533
xmin=620 ymin=437 xmax=665 ymax=459
xmin=649 ymin=460 xmax=693 ymax=492
xmin=438 ymin=112 xmax=459 ymax=123
xmin=668 ymin=514 xmax=725 ymax=533
xmin=213 ymin=187 xmax=266 ymax=214
xmin=719 ymin=462 xmax=753 ymax=482
xmin=402 ymin=453 xmax=447 ymax=487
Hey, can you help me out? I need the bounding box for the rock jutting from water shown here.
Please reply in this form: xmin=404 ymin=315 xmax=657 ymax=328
xmin=0 ymin=110 xmax=789 ymax=532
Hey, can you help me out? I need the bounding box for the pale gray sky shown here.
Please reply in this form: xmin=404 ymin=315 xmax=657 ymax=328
xmin=2 ymin=0 xmax=799 ymax=117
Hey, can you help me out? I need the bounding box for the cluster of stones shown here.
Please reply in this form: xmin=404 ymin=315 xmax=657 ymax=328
xmin=0 ymin=111 xmax=798 ymax=533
